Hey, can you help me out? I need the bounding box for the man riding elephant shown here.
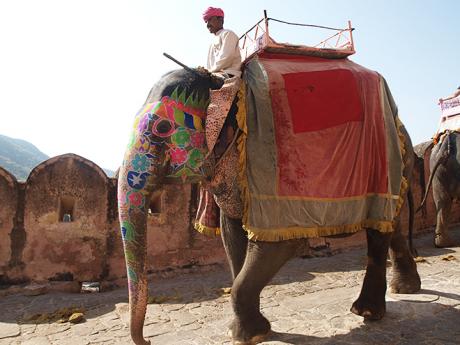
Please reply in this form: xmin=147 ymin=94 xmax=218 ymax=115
xmin=203 ymin=6 xmax=242 ymax=79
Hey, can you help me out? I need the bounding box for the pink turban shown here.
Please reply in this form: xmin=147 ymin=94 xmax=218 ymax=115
xmin=202 ymin=7 xmax=224 ymax=22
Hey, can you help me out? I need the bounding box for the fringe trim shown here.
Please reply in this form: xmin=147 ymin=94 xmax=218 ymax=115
xmin=245 ymin=220 xmax=394 ymax=242
xmin=394 ymin=116 xmax=408 ymax=221
xmin=237 ymin=80 xmax=405 ymax=242
xmin=193 ymin=222 xmax=221 ymax=237
xmin=433 ymin=129 xmax=460 ymax=145
xmin=236 ymin=83 xmax=250 ymax=227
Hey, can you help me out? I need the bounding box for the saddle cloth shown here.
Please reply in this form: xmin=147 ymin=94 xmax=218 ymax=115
xmin=195 ymin=53 xmax=406 ymax=241
xmin=239 ymin=52 xmax=406 ymax=241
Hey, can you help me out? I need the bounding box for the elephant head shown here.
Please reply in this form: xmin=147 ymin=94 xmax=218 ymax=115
xmin=117 ymin=68 xmax=223 ymax=345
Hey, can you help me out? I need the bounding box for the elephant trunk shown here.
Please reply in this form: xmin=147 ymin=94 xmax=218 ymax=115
xmin=129 ymin=277 xmax=150 ymax=345
xmin=118 ymin=164 xmax=152 ymax=345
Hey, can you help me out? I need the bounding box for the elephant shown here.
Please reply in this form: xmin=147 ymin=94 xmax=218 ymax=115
xmin=420 ymin=130 xmax=460 ymax=247
xmin=117 ymin=67 xmax=421 ymax=345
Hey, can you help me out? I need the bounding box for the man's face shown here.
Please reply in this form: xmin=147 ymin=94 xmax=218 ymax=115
xmin=206 ymin=16 xmax=223 ymax=34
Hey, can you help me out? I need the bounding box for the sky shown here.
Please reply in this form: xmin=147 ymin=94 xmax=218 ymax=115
xmin=1 ymin=0 xmax=459 ymax=171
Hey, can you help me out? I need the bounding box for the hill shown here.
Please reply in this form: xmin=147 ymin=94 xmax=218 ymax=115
xmin=0 ymin=134 xmax=115 ymax=180
xmin=0 ymin=134 xmax=49 ymax=181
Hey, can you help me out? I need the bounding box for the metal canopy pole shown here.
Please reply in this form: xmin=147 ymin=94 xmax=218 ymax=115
xmin=348 ymin=20 xmax=355 ymax=52
xmin=263 ymin=10 xmax=269 ymax=45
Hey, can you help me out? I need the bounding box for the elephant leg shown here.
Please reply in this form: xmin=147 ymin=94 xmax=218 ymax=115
xmin=351 ymin=229 xmax=391 ymax=320
xmin=388 ymin=220 xmax=421 ymax=294
xmin=433 ymin=188 xmax=455 ymax=247
xmin=220 ymin=214 xmax=248 ymax=280
xmin=230 ymin=239 xmax=299 ymax=344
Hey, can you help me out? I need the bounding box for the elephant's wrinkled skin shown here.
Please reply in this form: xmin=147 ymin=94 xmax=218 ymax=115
xmin=429 ymin=131 xmax=460 ymax=247
xmin=219 ymin=124 xmax=421 ymax=344
xmin=118 ymin=69 xmax=421 ymax=345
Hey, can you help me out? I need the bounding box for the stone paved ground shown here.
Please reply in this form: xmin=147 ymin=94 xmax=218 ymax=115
xmin=1 ymin=228 xmax=460 ymax=345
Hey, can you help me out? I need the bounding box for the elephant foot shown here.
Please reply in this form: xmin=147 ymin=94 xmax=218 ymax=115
xmin=390 ymin=272 xmax=421 ymax=294
xmin=232 ymin=332 xmax=271 ymax=345
xmin=230 ymin=314 xmax=271 ymax=344
xmin=390 ymin=260 xmax=421 ymax=294
xmin=435 ymin=234 xmax=455 ymax=248
xmin=350 ymin=294 xmax=386 ymax=320
xmin=131 ymin=334 xmax=151 ymax=345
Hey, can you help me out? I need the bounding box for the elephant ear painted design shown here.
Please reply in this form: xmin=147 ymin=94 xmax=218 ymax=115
xmin=126 ymin=86 xmax=210 ymax=183
xmin=121 ymin=84 xmax=210 ymax=203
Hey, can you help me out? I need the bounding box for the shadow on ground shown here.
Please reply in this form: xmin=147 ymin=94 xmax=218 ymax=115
xmin=266 ymin=299 xmax=460 ymax=344
xmin=0 ymin=229 xmax=458 ymax=330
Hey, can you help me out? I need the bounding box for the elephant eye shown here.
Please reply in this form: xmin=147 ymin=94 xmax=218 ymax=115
xmin=152 ymin=118 xmax=175 ymax=137
xmin=157 ymin=120 xmax=172 ymax=133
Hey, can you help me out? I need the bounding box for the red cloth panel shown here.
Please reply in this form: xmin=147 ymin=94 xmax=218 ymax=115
xmin=282 ymin=69 xmax=363 ymax=133
xmin=260 ymin=57 xmax=388 ymax=198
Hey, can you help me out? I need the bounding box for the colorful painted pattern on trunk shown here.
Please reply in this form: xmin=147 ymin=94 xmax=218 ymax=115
xmin=118 ymin=86 xmax=209 ymax=294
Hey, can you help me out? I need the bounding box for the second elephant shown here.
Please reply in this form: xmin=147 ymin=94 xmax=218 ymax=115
xmin=426 ymin=130 xmax=460 ymax=247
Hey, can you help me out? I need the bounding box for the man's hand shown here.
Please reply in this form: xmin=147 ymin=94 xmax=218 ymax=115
xmin=196 ymin=66 xmax=210 ymax=74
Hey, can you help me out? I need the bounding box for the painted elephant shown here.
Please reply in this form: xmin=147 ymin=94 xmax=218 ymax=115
xmin=117 ymin=68 xmax=223 ymax=345
xmin=423 ymin=130 xmax=460 ymax=247
xmin=118 ymin=68 xmax=421 ymax=345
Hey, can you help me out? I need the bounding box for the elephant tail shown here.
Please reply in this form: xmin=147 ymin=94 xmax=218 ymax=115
xmin=407 ymin=187 xmax=418 ymax=257
xmin=416 ymin=133 xmax=450 ymax=214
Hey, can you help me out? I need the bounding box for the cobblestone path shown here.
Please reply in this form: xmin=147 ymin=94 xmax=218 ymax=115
xmin=1 ymin=229 xmax=460 ymax=344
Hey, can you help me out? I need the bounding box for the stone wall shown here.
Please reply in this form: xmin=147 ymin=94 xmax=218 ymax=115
xmin=22 ymin=155 xmax=110 ymax=282
xmin=0 ymin=145 xmax=456 ymax=288
xmin=0 ymin=167 xmax=17 ymax=279
xmin=0 ymin=154 xmax=225 ymax=286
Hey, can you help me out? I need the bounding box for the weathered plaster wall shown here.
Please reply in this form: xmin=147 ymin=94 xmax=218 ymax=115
xmin=105 ymin=178 xmax=125 ymax=280
xmin=105 ymin=184 xmax=224 ymax=281
xmin=0 ymin=167 xmax=17 ymax=280
xmin=22 ymin=154 xmax=110 ymax=282
xmin=146 ymin=185 xmax=224 ymax=273
xmin=0 ymin=154 xmax=225 ymax=285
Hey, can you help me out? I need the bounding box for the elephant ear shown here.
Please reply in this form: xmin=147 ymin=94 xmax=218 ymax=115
xmin=206 ymin=77 xmax=241 ymax=153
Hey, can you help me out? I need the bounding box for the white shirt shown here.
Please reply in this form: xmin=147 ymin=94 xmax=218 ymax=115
xmin=207 ymin=29 xmax=242 ymax=78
